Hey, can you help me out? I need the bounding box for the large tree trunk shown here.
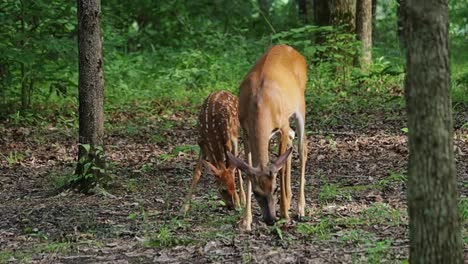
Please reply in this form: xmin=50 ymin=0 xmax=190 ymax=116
xmin=313 ymin=0 xmax=330 ymax=26
xmin=74 ymin=0 xmax=106 ymax=193
xmin=313 ymin=0 xmax=356 ymax=70
xmin=330 ymin=0 xmax=356 ymax=31
xmin=355 ymin=0 xmax=372 ymax=69
xmin=313 ymin=0 xmax=356 ymax=51
xmin=404 ymin=0 xmax=463 ymax=263
xmin=314 ymin=0 xmax=356 ymax=30
xmin=297 ymin=0 xmax=309 ymax=23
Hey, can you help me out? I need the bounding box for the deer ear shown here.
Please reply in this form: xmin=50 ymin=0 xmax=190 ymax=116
xmin=203 ymin=160 xmax=221 ymax=177
xmin=272 ymin=147 xmax=293 ymax=173
xmin=227 ymin=151 xmax=257 ymax=176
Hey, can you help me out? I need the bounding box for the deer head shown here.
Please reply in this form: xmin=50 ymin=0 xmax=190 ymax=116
xmin=203 ymin=161 xmax=237 ymax=209
xmin=227 ymin=147 xmax=292 ymax=225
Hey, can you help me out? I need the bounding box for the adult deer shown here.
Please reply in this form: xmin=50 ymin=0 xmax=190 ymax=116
xmin=227 ymin=45 xmax=307 ymax=230
xmin=181 ymin=91 xmax=245 ymax=214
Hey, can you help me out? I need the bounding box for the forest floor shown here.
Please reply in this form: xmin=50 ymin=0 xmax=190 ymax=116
xmin=0 ymin=103 xmax=467 ymax=263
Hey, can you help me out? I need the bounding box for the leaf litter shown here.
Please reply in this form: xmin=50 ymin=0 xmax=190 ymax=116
xmin=0 ymin=107 xmax=467 ymax=263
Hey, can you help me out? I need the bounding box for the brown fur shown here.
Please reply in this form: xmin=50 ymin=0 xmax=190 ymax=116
xmin=182 ymin=91 xmax=245 ymax=214
xmin=230 ymin=45 xmax=308 ymax=230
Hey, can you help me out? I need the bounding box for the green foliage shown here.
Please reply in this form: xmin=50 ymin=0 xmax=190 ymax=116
xmin=3 ymin=150 xmax=25 ymax=166
xmin=363 ymin=202 xmax=405 ymax=226
xmin=273 ymin=24 xmax=360 ymax=68
xmin=339 ymin=229 xmax=375 ymax=245
xmin=146 ymin=226 xmax=194 ymax=248
xmin=317 ymin=174 xmax=353 ymax=202
xmin=68 ymin=143 xmax=109 ymax=193
xmin=366 ymin=239 xmax=393 ymax=264
xmin=172 ymin=145 xmax=200 ymax=156
xmin=272 ymin=23 xmax=406 ymax=124
xmin=23 ymin=227 xmax=48 ymax=241
xmin=48 ymin=172 xmax=76 ymax=190
xmin=0 ymin=240 xmax=100 ymax=263
xmin=1 ymin=0 xmax=465 ymax=120
xmin=296 ymin=219 xmax=332 ymax=240
xmin=374 ymin=0 xmax=401 ymax=52
xmin=0 ymin=1 xmax=77 ymax=113
xmin=318 ymin=183 xmax=339 ymax=202
xmin=104 ymin=35 xmax=264 ymax=109
xmin=378 ymin=171 xmax=407 ymax=188
xmin=77 ymin=144 xmax=106 ymax=179
xmin=459 ymin=197 xmax=468 ymax=223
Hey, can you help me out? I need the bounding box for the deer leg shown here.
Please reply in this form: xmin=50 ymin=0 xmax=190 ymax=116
xmin=181 ymin=154 xmax=204 ymax=215
xmin=232 ymin=138 xmax=245 ymax=207
xmin=297 ymin=115 xmax=307 ymax=219
xmin=242 ymin=171 xmax=252 ymax=231
xmin=279 ymin=129 xmax=290 ymax=220
xmin=241 ymin=133 xmax=252 ymax=231
xmin=286 ymin=128 xmax=294 ymax=207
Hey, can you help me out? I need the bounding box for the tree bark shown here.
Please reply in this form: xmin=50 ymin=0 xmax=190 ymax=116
xmin=313 ymin=0 xmax=356 ymax=51
xmin=313 ymin=0 xmax=330 ymax=26
xmin=74 ymin=0 xmax=106 ymax=192
xmin=298 ymin=0 xmax=308 ymax=23
xmin=356 ymin=0 xmax=372 ymax=69
xmin=371 ymin=0 xmax=376 ymax=44
xmin=397 ymin=0 xmax=406 ymax=49
xmin=371 ymin=0 xmax=376 ymax=24
xmin=314 ymin=0 xmax=356 ymax=31
xmin=258 ymin=0 xmax=272 ymax=17
xmin=20 ymin=0 xmax=29 ymax=112
xmin=404 ymin=0 xmax=463 ymax=263
xmin=330 ymin=0 xmax=356 ymax=31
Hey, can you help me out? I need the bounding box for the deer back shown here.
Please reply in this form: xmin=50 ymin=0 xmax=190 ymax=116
xmin=198 ymin=91 xmax=239 ymax=167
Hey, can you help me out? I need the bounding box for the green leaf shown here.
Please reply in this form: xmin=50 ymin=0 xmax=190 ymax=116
xmin=82 ymin=162 xmax=91 ymax=176
xmin=128 ymin=212 xmax=138 ymax=220
xmin=401 ymin=127 xmax=409 ymax=133
xmin=80 ymin=144 xmax=91 ymax=154
xmin=273 ymin=226 xmax=283 ymax=240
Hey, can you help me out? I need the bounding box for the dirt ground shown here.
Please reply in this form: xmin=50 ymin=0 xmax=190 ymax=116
xmin=0 ymin=108 xmax=467 ymax=263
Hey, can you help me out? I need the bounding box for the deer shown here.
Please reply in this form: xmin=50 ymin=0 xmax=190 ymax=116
xmin=227 ymin=44 xmax=308 ymax=230
xmin=181 ymin=91 xmax=246 ymax=215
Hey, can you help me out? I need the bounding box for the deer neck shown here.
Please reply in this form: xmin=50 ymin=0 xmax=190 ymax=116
xmin=247 ymin=114 xmax=273 ymax=170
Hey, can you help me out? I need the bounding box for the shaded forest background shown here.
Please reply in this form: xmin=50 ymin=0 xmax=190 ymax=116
xmin=1 ymin=0 xmax=466 ymax=119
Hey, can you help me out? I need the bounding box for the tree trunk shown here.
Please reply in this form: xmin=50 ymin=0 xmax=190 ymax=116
xmin=74 ymin=0 xmax=106 ymax=193
xmin=331 ymin=0 xmax=356 ymax=32
xmin=314 ymin=0 xmax=356 ymax=30
xmin=298 ymin=0 xmax=308 ymax=23
xmin=20 ymin=0 xmax=29 ymax=112
xmin=313 ymin=0 xmax=356 ymax=51
xmin=371 ymin=0 xmax=376 ymax=29
xmin=404 ymin=0 xmax=463 ymax=263
xmin=397 ymin=0 xmax=406 ymax=49
xmin=258 ymin=0 xmax=272 ymax=17
xmin=313 ymin=0 xmax=330 ymax=26
xmin=356 ymin=0 xmax=372 ymax=69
